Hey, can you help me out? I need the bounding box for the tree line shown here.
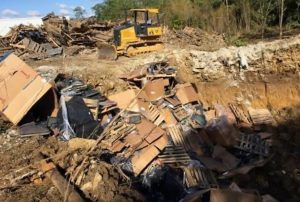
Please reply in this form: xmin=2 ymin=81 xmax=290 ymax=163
xmin=90 ymin=0 xmax=300 ymax=38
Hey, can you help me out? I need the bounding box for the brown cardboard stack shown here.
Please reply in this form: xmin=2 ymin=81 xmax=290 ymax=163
xmin=0 ymin=53 xmax=53 ymax=124
xmin=98 ymin=61 xmax=274 ymax=191
xmin=98 ymin=61 xmax=209 ymax=176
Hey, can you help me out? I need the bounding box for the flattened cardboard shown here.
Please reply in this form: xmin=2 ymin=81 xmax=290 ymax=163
xmin=131 ymin=144 xmax=160 ymax=176
xmin=165 ymin=97 xmax=181 ymax=107
xmin=108 ymin=89 xmax=137 ymax=109
xmin=152 ymin=134 xmax=168 ymax=151
xmin=136 ymin=119 xmax=156 ymax=137
xmin=108 ymin=89 xmax=148 ymax=112
xmin=135 ymin=131 xmax=168 ymax=152
xmin=162 ymin=108 xmax=177 ymax=126
xmin=111 ymin=141 xmax=126 ymax=153
xmin=124 ymin=131 xmax=143 ymax=147
xmin=175 ymin=83 xmax=199 ymax=104
xmin=136 ymin=141 xmax=149 ymax=151
xmin=119 ymin=66 xmax=147 ymax=80
xmin=133 ymin=99 xmax=150 ymax=115
xmin=0 ymin=54 xmax=52 ymax=125
xmin=145 ymin=126 xmax=165 ymax=144
xmin=143 ymin=78 xmax=167 ymax=101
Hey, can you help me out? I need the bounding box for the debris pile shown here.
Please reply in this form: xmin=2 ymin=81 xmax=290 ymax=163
xmin=0 ymin=13 xmax=114 ymax=59
xmin=43 ymin=13 xmax=114 ymax=47
xmin=0 ymin=54 xmax=279 ymax=201
xmin=163 ymin=26 xmax=226 ymax=51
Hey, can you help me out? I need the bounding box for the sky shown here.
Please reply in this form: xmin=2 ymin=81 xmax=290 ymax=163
xmin=0 ymin=0 xmax=104 ymax=19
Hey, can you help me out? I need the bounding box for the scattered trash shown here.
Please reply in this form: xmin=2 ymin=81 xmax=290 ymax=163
xmin=0 ymin=13 xmax=114 ymax=60
xmin=0 ymin=56 xmax=278 ymax=202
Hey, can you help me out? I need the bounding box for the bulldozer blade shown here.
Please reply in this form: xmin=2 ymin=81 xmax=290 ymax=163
xmin=97 ymin=43 xmax=117 ymax=60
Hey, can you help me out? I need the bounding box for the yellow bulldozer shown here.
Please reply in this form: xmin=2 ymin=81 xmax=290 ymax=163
xmin=97 ymin=8 xmax=164 ymax=60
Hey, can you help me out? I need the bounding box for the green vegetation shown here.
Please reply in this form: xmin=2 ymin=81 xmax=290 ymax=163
xmin=73 ymin=6 xmax=86 ymax=19
xmin=91 ymin=0 xmax=300 ymax=38
xmin=224 ymin=35 xmax=248 ymax=47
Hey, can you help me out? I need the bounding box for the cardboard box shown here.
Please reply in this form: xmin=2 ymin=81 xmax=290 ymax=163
xmin=0 ymin=53 xmax=52 ymax=125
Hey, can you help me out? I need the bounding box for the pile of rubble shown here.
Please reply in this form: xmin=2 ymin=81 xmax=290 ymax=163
xmin=0 ymin=53 xmax=279 ymax=201
xmin=0 ymin=13 xmax=113 ymax=60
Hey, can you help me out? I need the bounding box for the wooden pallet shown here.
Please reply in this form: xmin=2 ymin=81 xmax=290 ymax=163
xmin=248 ymin=108 xmax=274 ymax=125
xmin=167 ymin=125 xmax=191 ymax=151
xmin=158 ymin=146 xmax=191 ymax=167
xmin=183 ymin=167 xmax=218 ymax=188
xmin=148 ymin=104 xmax=164 ymax=126
xmin=229 ymin=103 xmax=251 ymax=124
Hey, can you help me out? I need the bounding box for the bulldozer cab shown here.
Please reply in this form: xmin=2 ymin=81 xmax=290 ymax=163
xmin=127 ymin=9 xmax=161 ymax=37
xmin=97 ymin=8 xmax=163 ymax=60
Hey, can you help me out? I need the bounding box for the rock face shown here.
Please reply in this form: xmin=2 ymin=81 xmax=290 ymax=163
xmin=168 ymin=34 xmax=300 ymax=81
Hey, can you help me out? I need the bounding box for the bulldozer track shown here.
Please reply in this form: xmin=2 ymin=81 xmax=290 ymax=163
xmin=126 ymin=41 xmax=164 ymax=57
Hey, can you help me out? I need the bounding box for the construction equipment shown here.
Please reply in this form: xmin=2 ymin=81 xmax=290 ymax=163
xmin=97 ymin=9 xmax=164 ymax=60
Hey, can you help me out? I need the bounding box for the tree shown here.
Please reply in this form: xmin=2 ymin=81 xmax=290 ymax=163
xmin=225 ymin=0 xmax=230 ymax=32
xmin=253 ymin=0 xmax=276 ymax=38
xmin=91 ymin=0 xmax=299 ymax=38
xmin=278 ymin=0 xmax=285 ymax=38
xmin=298 ymin=0 xmax=300 ymax=23
xmin=236 ymin=0 xmax=251 ymax=32
xmin=92 ymin=0 xmax=139 ymax=20
xmin=73 ymin=6 xmax=86 ymax=19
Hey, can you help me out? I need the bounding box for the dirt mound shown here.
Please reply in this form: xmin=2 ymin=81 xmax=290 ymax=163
xmin=79 ymin=161 xmax=144 ymax=201
xmin=38 ymin=137 xmax=144 ymax=202
xmin=163 ymin=26 xmax=226 ymax=51
xmin=0 ymin=118 xmax=12 ymax=133
xmin=0 ymin=133 xmax=63 ymax=202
